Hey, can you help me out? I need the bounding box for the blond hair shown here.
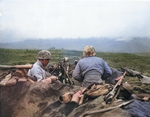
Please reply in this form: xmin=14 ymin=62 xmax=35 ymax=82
xmin=83 ymin=45 xmax=96 ymax=57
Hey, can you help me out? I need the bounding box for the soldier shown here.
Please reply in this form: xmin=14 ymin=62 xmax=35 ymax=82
xmin=28 ymin=50 xmax=58 ymax=84
xmin=73 ymin=45 xmax=112 ymax=87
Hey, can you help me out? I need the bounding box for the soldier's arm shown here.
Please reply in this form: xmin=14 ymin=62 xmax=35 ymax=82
xmin=72 ymin=63 xmax=83 ymax=82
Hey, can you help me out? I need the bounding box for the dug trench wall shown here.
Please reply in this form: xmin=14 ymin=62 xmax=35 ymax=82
xmin=0 ymin=81 xmax=82 ymax=117
xmin=0 ymin=70 xmax=150 ymax=117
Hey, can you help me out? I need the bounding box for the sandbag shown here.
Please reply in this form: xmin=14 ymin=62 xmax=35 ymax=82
xmin=0 ymin=73 xmax=12 ymax=86
xmin=0 ymin=68 xmax=30 ymax=86
xmin=14 ymin=68 xmax=28 ymax=77
xmin=5 ymin=77 xmax=18 ymax=86
xmin=85 ymin=83 xmax=114 ymax=99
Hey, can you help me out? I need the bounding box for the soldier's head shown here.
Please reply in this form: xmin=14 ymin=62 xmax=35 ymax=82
xmin=117 ymin=82 xmax=133 ymax=100
xmin=37 ymin=50 xmax=52 ymax=67
xmin=64 ymin=57 xmax=69 ymax=62
xmin=83 ymin=45 xmax=96 ymax=57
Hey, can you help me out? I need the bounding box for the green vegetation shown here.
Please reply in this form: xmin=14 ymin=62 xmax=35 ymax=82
xmin=0 ymin=48 xmax=150 ymax=94
xmin=96 ymin=52 xmax=150 ymax=94
xmin=0 ymin=48 xmax=150 ymax=75
xmin=0 ymin=48 xmax=62 ymax=65
xmin=96 ymin=52 xmax=150 ymax=75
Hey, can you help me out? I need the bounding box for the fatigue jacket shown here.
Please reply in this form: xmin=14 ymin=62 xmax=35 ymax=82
xmin=28 ymin=60 xmax=51 ymax=82
xmin=73 ymin=56 xmax=112 ymax=87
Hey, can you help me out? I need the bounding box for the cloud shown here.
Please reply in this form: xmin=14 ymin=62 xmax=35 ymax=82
xmin=0 ymin=0 xmax=150 ymax=43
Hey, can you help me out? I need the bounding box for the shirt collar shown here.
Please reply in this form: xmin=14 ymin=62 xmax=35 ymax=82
xmin=37 ymin=60 xmax=44 ymax=68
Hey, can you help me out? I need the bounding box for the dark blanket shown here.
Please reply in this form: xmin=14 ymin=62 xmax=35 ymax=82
xmin=123 ymin=100 xmax=150 ymax=117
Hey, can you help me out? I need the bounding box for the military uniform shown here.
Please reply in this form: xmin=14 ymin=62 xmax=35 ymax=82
xmin=28 ymin=60 xmax=51 ymax=82
xmin=73 ymin=45 xmax=112 ymax=87
xmin=27 ymin=50 xmax=52 ymax=82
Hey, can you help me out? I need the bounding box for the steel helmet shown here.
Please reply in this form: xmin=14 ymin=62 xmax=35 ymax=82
xmin=117 ymin=82 xmax=132 ymax=100
xmin=64 ymin=57 xmax=69 ymax=62
xmin=122 ymin=83 xmax=132 ymax=94
xmin=37 ymin=50 xmax=52 ymax=60
xmin=83 ymin=45 xmax=96 ymax=57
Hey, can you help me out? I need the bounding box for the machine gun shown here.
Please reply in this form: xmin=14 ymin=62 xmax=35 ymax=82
xmin=0 ymin=55 xmax=75 ymax=85
xmin=47 ymin=55 xmax=74 ymax=85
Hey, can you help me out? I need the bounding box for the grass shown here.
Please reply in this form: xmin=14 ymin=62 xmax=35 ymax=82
xmin=0 ymin=48 xmax=150 ymax=94
xmin=96 ymin=52 xmax=150 ymax=94
xmin=0 ymin=48 xmax=62 ymax=65
xmin=0 ymin=48 xmax=150 ymax=75
xmin=96 ymin=52 xmax=150 ymax=75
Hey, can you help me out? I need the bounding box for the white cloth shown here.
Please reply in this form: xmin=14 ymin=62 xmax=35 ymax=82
xmin=28 ymin=60 xmax=51 ymax=82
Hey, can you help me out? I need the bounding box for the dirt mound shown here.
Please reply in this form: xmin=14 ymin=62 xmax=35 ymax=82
xmin=0 ymin=80 xmax=82 ymax=117
xmin=1 ymin=81 xmax=150 ymax=117
xmin=0 ymin=69 xmax=150 ymax=117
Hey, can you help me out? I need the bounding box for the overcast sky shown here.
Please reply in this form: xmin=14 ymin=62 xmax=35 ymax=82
xmin=0 ymin=0 xmax=150 ymax=43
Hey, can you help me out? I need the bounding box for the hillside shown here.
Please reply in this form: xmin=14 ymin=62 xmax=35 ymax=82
xmin=0 ymin=48 xmax=150 ymax=95
xmin=0 ymin=48 xmax=150 ymax=75
xmin=0 ymin=37 xmax=150 ymax=53
xmin=0 ymin=49 xmax=150 ymax=117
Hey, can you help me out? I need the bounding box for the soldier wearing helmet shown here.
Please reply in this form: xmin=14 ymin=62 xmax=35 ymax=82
xmin=28 ymin=50 xmax=58 ymax=83
xmin=73 ymin=45 xmax=112 ymax=87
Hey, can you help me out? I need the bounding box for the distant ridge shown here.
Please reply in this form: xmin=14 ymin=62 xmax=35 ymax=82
xmin=0 ymin=37 xmax=150 ymax=53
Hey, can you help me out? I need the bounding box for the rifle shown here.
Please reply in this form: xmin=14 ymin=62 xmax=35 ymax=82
xmin=81 ymin=99 xmax=134 ymax=117
xmin=104 ymin=71 xmax=126 ymax=104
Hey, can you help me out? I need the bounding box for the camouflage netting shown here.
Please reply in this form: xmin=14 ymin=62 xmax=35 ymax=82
xmin=0 ymin=70 xmax=150 ymax=117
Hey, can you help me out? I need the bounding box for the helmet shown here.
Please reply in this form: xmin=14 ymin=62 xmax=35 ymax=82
xmin=122 ymin=83 xmax=132 ymax=94
xmin=117 ymin=83 xmax=132 ymax=100
xmin=37 ymin=50 xmax=52 ymax=60
xmin=74 ymin=60 xmax=78 ymax=65
xmin=83 ymin=45 xmax=96 ymax=57
xmin=64 ymin=57 xmax=69 ymax=62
